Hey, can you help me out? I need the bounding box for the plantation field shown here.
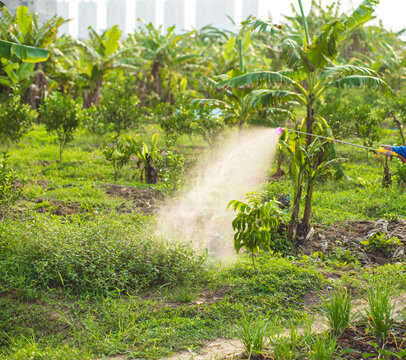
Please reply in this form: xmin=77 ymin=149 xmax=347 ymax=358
xmin=1 ymin=125 xmax=406 ymax=359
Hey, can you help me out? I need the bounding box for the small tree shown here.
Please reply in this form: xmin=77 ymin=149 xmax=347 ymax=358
xmin=40 ymin=92 xmax=81 ymax=161
xmin=0 ymin=92 xmax=37 ymax=142
xmin=97 ymin=80 xmax=141 ymax=135
xmin=103 ymin=137 xmax=137 ymax=183
xmin=228 ymin=192 xmax=282 ymax=271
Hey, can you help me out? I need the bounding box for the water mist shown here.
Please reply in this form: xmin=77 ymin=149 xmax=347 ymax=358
xmin=157 ymin=128 xmax=280 ymax=256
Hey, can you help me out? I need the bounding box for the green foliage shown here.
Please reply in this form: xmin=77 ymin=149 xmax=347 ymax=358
xmin=0 ymin=152 xmax=23 ymax=212
xmin=40 ymin=92 xmax=82 ymax=161
xmin=321 ymin=288 xmax=352 ymax=335
xmin=168 ymin=287 xmax=197 ymax=303
xmin=365 ymin=284 xmax=395 ymax=346
xmin=102 ymin=137 xmax=137 ymax=183
xmin=157 ymin=150 xmax=186 ymax=194
xmin=394 ymin=162 xmax=406 ymax=188
xmin=97 ymin=81 xmax=141 ymax=135
xmin=228 ymin=192 xmax=283 ymax=270
xmin=0 ymin=213 xmax=207 ymax=295
xmin=0 ymin=92 xmax=37 ymax=141
xmin=236 ymin=315 xmax=269 ymax=359
xmin=134 ymin=133 xmax=161 ymax=184
xmin=351 ymin=104 xmax=384 ymax=152
xmin=360 ymin=231 xmax=401 ymax=253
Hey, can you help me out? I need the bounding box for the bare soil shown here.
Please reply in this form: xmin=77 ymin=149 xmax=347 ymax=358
xmin=103 ymin=184 xmax=164 ymax=214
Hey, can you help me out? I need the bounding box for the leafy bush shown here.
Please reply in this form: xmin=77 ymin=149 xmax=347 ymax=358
xmin=157 ymin=150 xmax=186 ymax=194
xmin=361 ymin=231 xmax=401 ymax=253
xmin=395 ymin=162 xmax=406 ymax=188
xmin=154 ymin=99 xmax=224 ymax=146
xmin=0 ymin=92 xmax=37 ymax=142
xmin=228 ymin=192 xmax=285 ymax=270
xmin=97 ymin=81 xmax=141 ymax=135
xmin=0 ymin=213 xmax=208 ymax=295
xmin=40 ymin=92 xmax=82 ymax=161
xmin=0 ymin=152 xmax=23 ymax=213
xmin=103 ymin=137 xmax=137 ymax=183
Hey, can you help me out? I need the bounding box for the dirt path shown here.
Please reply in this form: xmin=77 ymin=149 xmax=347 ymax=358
xmin=158 ymin=292 xmax=406 ymax=360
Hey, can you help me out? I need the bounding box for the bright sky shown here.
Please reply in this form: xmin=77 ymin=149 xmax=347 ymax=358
xmin=263 ymin=0 xmax=405 ymax=34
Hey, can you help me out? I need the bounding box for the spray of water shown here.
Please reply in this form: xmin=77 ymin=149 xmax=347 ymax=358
xmin=157 ymin=128 xmax=280 ymax=256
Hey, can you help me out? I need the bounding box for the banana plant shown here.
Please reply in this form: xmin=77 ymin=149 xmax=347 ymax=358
xmin=0 ymin=5 xmax=52 ymax=63
xmin=133 ymin=133 xmax=160 ymax=185
xmin=127 ymin=23 xmax=200 ymax=105
xmin=219 ymin=0 xmax=391 ymax=239
xmin=76 ymin=25 xmax=134 ymax=107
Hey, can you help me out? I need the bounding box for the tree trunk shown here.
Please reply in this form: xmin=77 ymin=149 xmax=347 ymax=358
xmin=305 ymin=94 xmax=315 ymax=149
xmin=287 ymin=183 xmax=303 ymax=239
xmin=144 ymin=154 xmax=159 ymax=184
xmin=298 ymin=180 xmax=313 ymax=239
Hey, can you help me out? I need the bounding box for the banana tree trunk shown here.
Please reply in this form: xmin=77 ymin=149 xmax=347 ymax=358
xmin=287 ymin=183 xmax=303 ymax=239
xmin=298 ymin=179 xmax=314 ymax=239
xmin=305 ymin=94 xmax=315 ymax=149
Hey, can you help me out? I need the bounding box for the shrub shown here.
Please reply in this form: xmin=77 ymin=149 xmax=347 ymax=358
xmin=321 ymin=288 xmax=352 ymax=335
xmin=0 ymin=152 xmax=23 ymax=213
xmin=157 ymin=150 xmax=186 ymax=194
xmin=40 ymin=92 xmax=82 ymax=161
xmin=98 ymin=81 xmax=141 ymax=135
xmin=103 ymin=137 xmax=137 ymax=183
xmin=0 ymin=92 xmax=37 ymax=142
xmin=0 ymin=213 xmax=208 ymax=295
xmin=228 ymin=192 xmax=283 ymax=271
xmin=361 ymin=231 xmax=401 ymax=253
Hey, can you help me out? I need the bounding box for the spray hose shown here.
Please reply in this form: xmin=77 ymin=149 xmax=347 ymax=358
xmin=276 ymin=127 xmax=406 ymax=163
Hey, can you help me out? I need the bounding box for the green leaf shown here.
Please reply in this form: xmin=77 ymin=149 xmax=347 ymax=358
xmin=248 ymin=89 xmax=303 ymax=108
xmin=0 ymin=40 xmax=49 ymax=63
xmin=102 ymin=25 xmax=122 ymax=56
xmin=329 ymin=75 xmax=392 ymax=94
xmin=16 ymin=6 xmax=32 ymax=36
xmin=218 ymin=71 xmax=294 ymax=88
xmin=344 ymin=0 xmax=379 ymax=32
xmin=322 ymin=65 xmax=377 ymax=78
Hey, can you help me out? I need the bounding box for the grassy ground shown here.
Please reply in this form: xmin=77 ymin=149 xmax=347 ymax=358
xmin=1 ymin=125 xmax=405 ymax=359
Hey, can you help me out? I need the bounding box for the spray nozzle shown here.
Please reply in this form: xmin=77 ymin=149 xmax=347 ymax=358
xmin=276 ymin=127 xmax=285 ymax=135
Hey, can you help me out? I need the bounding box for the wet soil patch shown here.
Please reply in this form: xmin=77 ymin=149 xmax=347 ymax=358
xmin=301 ymin=219 xmax=406 ymax=265
xmin=104 ymin=184 xmax=164 ymax=214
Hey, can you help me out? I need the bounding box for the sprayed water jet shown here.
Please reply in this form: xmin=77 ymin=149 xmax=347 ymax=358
xmin=157 ymin=128 xmax=280 ymax=256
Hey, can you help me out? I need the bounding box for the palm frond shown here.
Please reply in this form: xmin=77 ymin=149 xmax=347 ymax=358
xmin=329 ymin=75 xmax=392 ymax=94
xmin=0 ymin=40 xmax=49 ymax=63
xmin=247 ymin=89 xmax=303 ymax=108
xmin=192 ymin=98 xmax=231 ymax=109
xmin=280 ymin=38 xmax=303 ymax=69
xmin=218 ymin=71 xmax=294 ymax=88
xmin=250 ymin=19 xmax=283 ymax=34
xmin=322 ymin=64 xmax=377 ymax=78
